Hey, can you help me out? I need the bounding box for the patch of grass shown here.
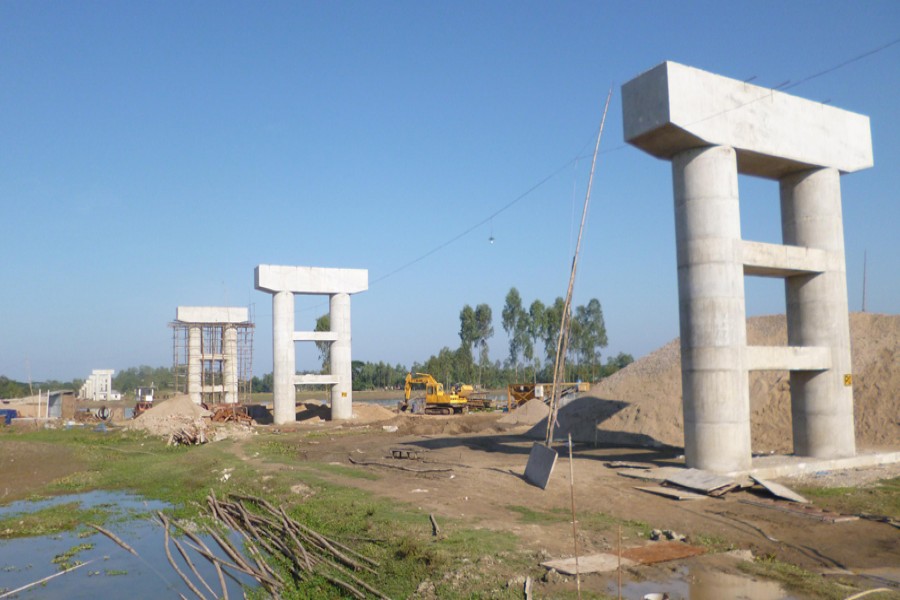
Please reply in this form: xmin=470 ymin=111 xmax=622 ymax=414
xmin=739 ymin=555 xmax=857 ymax=600
xmin=52 ymin=542 xmax=94 ymax=570
xmin=797 ymin=477 xmax=900 ymax=519
xmin=691 ymin=532 xmax=735 ymax=552
xmin=305 ymin=461 xmax=379 ymax=480
xmin=0 ymin=503 xmax=108 ymax=539
xmin=506 ymin=504 xmax=652 ymax=538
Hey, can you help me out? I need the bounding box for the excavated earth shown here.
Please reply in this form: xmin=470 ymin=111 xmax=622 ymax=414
xmin=546 ymin=312 xmax=899 ymax=452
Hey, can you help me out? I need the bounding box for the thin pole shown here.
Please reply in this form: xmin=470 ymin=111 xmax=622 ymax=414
xmin=546 ymin=88 xmax=613 ymax=445
xmin=862 ymin=250 xmax=867 ymax=312
xmin=568 ymin=434 xmax=581 ymax=599
xmin=617 ymin=524 xmax=622 ymax=600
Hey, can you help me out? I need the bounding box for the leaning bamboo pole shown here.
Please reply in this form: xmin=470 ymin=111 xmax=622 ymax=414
xmin=546 ymin=88 xmax=613 ymax=445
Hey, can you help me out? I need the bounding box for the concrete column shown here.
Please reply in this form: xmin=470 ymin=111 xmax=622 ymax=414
xmin=188 ymin=325 xmax=202 ymax=404
xmin=223 ymin=326 xmax=238 ymax=404
xmin=673 ymin=145 xmax=751 ymax=472
xmin=272 ymin=291 xmax=296 ymax=425
xmin=329 ymin=293 xmax=353 ymax=420
xmin=781 ymin=168 xmax=855 ymax=458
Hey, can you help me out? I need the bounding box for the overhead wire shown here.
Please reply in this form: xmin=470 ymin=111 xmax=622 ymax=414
xmin=255 ymin=35 xmax=900 ymax=315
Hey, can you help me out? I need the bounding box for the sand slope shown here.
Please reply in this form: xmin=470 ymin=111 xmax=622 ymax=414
xmin=542 ymin=313 xmax=898 ymax=452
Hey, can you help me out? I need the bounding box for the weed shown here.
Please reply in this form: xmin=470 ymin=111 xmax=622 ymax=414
xmin=740 ymin=555 xmax=856 ymax=600
xmin=797 ymin=477 xmax=900 ymax=519
xmin=52 ymin=543 xmax=94 ymax=570
xmin=0 ymin=503 xmax=107 ymax=539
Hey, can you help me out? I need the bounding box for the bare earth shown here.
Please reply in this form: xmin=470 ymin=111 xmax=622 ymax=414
xmin=3 ymin=312 xmax=897 ymax=597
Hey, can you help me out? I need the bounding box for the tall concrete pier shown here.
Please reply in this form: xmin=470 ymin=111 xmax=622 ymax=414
xmin=255 ymin=265 xmax=368 ymax=425
xmin=173 ymin=306 xmax=253 ymax=405
xmin=622 ymin=62 xmax=872 ymax=472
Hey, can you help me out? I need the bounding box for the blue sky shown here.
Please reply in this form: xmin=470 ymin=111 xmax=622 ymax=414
xmin=2 ymin=1 xmax=898 ymax=383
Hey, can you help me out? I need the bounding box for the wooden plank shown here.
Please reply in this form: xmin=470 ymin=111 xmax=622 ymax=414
xmin=541 ymin=553 xmax=634 ymax=575
xmin=665 ymin=468 xmax=738 ymax=496
xmin=635 ymin=486 xmax=709 ymax=501
xmin=750 ymin=475 xmax=809 ymax=503
xmin=616 ymin=466 xmax=684 ymax=482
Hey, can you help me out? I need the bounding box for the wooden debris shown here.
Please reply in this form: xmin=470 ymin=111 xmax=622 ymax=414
xmin=197 ymin=492 xmax=390 ymax=599
xmin=605 ymin=461 xmax=654 ymax=470
xmin=750 ymin=475 xmax=810 ymax=503
xmin=167 ymin=425 xmax=207 ymax=446
xmin=0 ymin=559 xmax=96 ymax=599
xmin=616 ymin=466 xmax=684 ymax=482
xmin=665 ymin=468 xmax=737 ymax=496
xmin=634 ymin=486 xmax=708 ymax=501
xmin=390 ymin=447 xmax=423 ymax=460
xmin=429 ymin=513 xmax=440 ymax=537
xmin=88 ymin=523 xmax=139 ymax=556
xmin=348 ymin=455 xmax=452 ymax=473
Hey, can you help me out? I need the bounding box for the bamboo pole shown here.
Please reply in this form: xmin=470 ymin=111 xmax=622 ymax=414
xmin=568 ymin=434 xmax=581 ymax=599
xmin=546 ymin=88 xmax=613 ymax=445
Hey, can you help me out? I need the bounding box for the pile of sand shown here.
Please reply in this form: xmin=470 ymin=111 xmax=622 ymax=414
xmin=531 ymin=313 xmax=899 ymax=452
xmin=294 ymin=401 xmax=396 ymax=424
xmin=125 ymin=395 xmax=212 ymax=437
xmin=351 ymin=403 xmax=396 ymax=423
xmin=498 ymin=398 xmax=549 ymax=426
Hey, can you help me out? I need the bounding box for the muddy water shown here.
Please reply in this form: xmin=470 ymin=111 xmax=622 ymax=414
xmin=0 ymin=492 xmax=257 ymax=599
xmin=610 ymin=564 xmax=797 ymax=599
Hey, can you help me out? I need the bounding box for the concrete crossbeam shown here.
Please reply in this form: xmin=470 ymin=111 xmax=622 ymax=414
xmin=255 ymin=265 xmax=368 ymax=295
xmin=295 ymin=374 xmax=340 ymax=386
xmin=622 ymin=61 xmax=873 ymax=179
xmin=746 ymin=346 xmax=831 ymax=372
xmin=176 ymin=306 xmax=249 ymax=324
xmin=742 ymin=241 xmax=826 ymax=277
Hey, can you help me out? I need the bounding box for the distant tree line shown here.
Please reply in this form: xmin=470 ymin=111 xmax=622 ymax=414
xmin=4 ymin=288 xmax=633 ymax=398
xmin=0 ymin=375 xmax=84 ymax=398
xmin=113 ymin=365 xmax=176 ymax=394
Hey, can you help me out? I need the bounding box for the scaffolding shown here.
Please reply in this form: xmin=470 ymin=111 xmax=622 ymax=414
xmin=171 ymin=320 xmax=254 ymax=404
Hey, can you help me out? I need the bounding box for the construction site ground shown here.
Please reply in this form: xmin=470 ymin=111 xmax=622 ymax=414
xmin=270 ymin=412 xmax=900 ymax=595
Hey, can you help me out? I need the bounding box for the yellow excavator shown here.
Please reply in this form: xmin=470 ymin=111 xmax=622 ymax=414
xmin=401 ymin=372 xmax=468 ymax=415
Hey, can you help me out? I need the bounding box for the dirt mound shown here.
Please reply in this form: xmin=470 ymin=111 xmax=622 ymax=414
xmin=541 ymin=313 xmax=899 ymax=452
xmin=351 ymin=403 xmax=396 ymax=423
xmin=498 ymin=398 xmax=549 ymax=425
xmin=394 ymin=412 xmax=511 ymax=436
xmin=124 ymin=394 xmax=212 ymax=437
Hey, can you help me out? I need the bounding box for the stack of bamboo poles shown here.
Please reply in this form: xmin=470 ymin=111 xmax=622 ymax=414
xmin=167 ymin=491 xmax=391 ymax=599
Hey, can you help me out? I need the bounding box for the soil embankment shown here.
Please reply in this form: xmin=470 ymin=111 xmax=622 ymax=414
xmin=547 ymin=312 xmax=898 ymax=452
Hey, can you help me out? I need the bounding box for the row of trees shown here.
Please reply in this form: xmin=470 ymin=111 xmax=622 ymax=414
xmin=410 ymin=288 xmax=632 ymax=388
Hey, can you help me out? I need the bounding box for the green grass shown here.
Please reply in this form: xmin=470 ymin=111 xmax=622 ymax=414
xmin=507 ymin=504 xmax=652 ymax=538
xmin=0 ymin=428 xmax=572 ymax=598
xmin=0 ymin=503 xmax=108 ymax=539
xmin=797 ymin=477 xmax=900 ymax=519
xmin=739 ymin=555 xmax=861 ymax=600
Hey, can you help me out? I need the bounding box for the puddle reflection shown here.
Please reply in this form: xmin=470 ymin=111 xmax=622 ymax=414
xmin=0 ymin=492 xmax=257 ymax=599
xmin=611 ymin=564 xmax=798 ymax=600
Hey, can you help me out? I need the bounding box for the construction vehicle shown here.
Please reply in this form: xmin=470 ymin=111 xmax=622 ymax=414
xmin=133 ymin=385 xmax=156 ymax=418
xmin=401 ymin=373 xmax=468 ymax=415
xmin=453 ymin=383 xmax=495 ymax=411
xmin=506 ymin=382 xmax=590 ymax=411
